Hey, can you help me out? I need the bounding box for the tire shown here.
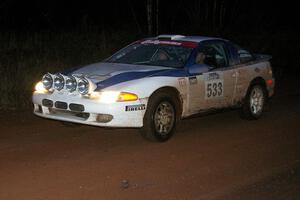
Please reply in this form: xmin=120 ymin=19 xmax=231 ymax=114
xmin=240 ymin=84 xmax=267 ymax=120
xmin=140 ymin=91 xmax=180 ymax=142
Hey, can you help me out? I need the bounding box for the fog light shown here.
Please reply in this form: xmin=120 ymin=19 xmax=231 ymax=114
xmin=96 ymin=114 xmax=113 ymax=123
xmin=42 ymin=73 xmax=53 ymax=90
xmin=54 ymin=74 xmax=65 ymax=91
xmin=66 ymin=76 xmax=77 ymax=92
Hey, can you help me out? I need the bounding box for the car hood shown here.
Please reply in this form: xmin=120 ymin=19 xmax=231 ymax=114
xmin=63 ymin=62 xmax=187 ymax=90
xmin=68 ymin=62 xmax=171 ymax=82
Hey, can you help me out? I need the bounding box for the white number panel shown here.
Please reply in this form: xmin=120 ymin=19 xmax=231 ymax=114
xmin=204 ymin=72 xmax=224 ymax=99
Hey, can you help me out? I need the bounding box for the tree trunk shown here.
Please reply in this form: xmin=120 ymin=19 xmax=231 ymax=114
xmin=155 ymin=0 xmax=159 ymax=35
xmin=147 ymin=0 xmax=153 ymax=36
xmin=128 ymin=0 xmax=142 ymax=35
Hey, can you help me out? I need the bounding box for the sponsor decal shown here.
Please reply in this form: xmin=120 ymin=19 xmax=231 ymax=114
xmin=206 ymin=72 xmax=221 ymax=81
xmin=141 ymin=40 xmax=182 ymax=46
xmin=178 ymin=78 xmax=187 ymax=88
xmin=140 ymin=40 xmax=197 ymax=48
xmin=189 ymin=76 xmax=198 ymax=85
xmin=125 ymin=104 xmax=146 ymax=112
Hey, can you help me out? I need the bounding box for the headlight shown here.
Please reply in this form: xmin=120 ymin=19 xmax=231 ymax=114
xmin=65 ymin=76 xmax=77 ymax=92
xmin=42 ymin=73 xmax=53 ymax=90
xmin=90 ymin=91 xmax=138 ymax=104
xmin=53 ymin=74 xmax=65 ymax=91
xmin=35 ymin=81 xmax=47 ymax=93
xmin=77 ymin=78 xmax=89 ymax=95
xmin=99 ymin=91 xmax=120 ymax=104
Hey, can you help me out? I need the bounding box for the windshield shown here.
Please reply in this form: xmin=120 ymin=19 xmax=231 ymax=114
xmin=106 ymin=40 xmax=195 ymax=68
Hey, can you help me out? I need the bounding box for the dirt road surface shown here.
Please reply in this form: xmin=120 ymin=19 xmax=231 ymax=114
xmin=1 ymin=78 xmax=300 ymax=200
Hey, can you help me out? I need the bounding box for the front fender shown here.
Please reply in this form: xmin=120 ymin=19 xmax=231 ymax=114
xmin=103 ymin=76 xmax=189 ymax=115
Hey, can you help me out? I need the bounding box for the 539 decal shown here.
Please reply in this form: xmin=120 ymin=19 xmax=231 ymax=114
xmin=205 ymin=80 xmax=223 ymax=98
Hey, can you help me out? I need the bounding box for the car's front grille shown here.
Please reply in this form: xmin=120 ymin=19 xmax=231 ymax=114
xmin=69 ymin=103 xmax=85 ymax=112
xmin=49 ymin=108 xmax=90 ymax=120
xmin=40 ymin=100 xmax=87 ymax=120
xmin=55 ymin=101 xmax=68 ymax=110
xmin=42 ymin=99 xmax=53 ymax=107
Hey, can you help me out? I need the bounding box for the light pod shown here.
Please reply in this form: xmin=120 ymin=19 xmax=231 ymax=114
xmin=65 ymin=76 xmax=77 ymax=92
xmin=42 ymin=73 xmax=53 ymax=90
xmin=77 ymin=77 xmax=89 ymax=95
xmin=53 ymin=74 xmax=65 ymax=91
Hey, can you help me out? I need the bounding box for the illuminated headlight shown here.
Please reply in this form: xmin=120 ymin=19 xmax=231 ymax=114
xmin=99 ymin=91 xmax=120 ymax=104
xmin=54 ymin=74 xmax=65 ymax=91
xmin=35 ymin=81 xmax=47 ymax=93
xmin=90 ymin=91 xmax=138 ymax=104
xmin=78 ymin=78 xmax=89 ymax=95
xmin=65 ymin=76 xmax=77 ymax=92
xmin=42 ymin=73 xmax=53 ymax=90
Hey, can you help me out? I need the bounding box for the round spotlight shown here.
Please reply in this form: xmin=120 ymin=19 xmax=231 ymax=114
xmin=78 ymin=78 xmax=89 ymax=95
xmin=65 ymin=76 xmax=77 ymax=92
xmin=54 ymin=74 xmax=65 ymax=91
xmin=42 ymin=73 xmax=53 ymax=90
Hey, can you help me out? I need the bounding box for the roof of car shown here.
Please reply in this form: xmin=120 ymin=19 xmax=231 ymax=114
xmin=155 ymin=35 xmax=226 ymax=43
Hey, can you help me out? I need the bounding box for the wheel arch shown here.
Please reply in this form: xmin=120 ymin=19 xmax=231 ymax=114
xmin=240 ymin=76 xmax=268 ymax=120
xmin=246 ymin=76 xmax=268 ymax=96
xmin=148 ymin=86 xmax=183 ymax=119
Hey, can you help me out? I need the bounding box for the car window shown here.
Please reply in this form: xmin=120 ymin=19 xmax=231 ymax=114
xmin=200 ymin=42 xmax=229 ymax=68
xmin=238 ymin=49 xmax=254 ymax=63
xmin=106 ymin=42 xmax=194 ymax=68
xmin=234 ymin=44 xmax=254 ymax=64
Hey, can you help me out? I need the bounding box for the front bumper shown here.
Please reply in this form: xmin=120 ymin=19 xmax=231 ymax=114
xmin=32 ymin=92 xmax=146 ymax=128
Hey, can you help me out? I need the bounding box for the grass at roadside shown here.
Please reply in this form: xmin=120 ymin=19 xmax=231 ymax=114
xmin=0 ymin=30 xmax=137 ymax=110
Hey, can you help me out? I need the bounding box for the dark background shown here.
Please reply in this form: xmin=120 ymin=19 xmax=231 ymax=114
xmin=1 ymin=1 xmax=298 ymax=33
xmin=0 ymin=0 xmax=299 ymax=109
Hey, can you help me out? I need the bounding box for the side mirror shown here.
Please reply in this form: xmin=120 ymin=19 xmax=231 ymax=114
xmin=188 ymin=64 xmax=210 ymax=75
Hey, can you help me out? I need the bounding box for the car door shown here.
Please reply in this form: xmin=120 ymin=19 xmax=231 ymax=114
xmin=188 ymin=40 xmax=237 ymax=113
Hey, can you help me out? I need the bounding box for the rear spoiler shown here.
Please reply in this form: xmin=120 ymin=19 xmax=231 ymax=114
xmin=253 ymin=54 xmax=272 ymax=61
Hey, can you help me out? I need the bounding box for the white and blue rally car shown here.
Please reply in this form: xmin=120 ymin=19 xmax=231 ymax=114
xmin=33 ymin=35 xmax=275 ymax=142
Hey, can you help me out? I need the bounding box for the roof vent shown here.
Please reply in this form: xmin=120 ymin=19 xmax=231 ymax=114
xmin=157 ymin=35 xmax=185 ymax=40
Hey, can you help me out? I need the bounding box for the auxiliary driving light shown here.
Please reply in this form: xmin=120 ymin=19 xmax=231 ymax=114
xmin=42 ymin=73 xmax=53 ymax=90
xmin=78 ymin=78 xmax=89 ymax=95
xmin=65 ymin=76 xmax=77 ymax=92
xmin=53 ymin=74 xmax=65 ymax=91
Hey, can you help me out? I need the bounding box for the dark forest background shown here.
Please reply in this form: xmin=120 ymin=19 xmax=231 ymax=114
xmin=0 ymin=0 xmax=299 ymax=109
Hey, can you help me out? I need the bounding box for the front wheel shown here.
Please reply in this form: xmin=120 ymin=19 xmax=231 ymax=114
xmin=240 ymin=84 xmax=267 ymax=120
xmin=140 ymin=91 xmax=179 ymax=142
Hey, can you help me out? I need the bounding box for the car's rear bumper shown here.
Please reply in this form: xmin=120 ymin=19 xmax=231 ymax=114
xmin=32 ymin=92 xmax=146 ymax=128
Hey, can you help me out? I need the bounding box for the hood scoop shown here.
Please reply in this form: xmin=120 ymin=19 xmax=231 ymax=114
xmin=86 ymin=74 xmax=111 ymax=81
xmin=71 ymin=73 xmax=111 ymax=82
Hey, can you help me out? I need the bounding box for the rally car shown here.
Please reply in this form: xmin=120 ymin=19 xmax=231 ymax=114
xmin=33 ymin=35 xmax=275 ymax=142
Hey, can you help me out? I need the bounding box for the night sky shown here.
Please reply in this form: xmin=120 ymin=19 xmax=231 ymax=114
xmin=0 ymin=0 xmax=299 ymax=32
xmin=1 ymin=0 xmax=300 ymax=79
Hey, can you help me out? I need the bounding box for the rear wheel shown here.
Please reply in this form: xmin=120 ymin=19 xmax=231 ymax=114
xmin=241 ymin=84 xmax=267 ymax=120
xmin=140 ymin=91 xmax=180 ymax=142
